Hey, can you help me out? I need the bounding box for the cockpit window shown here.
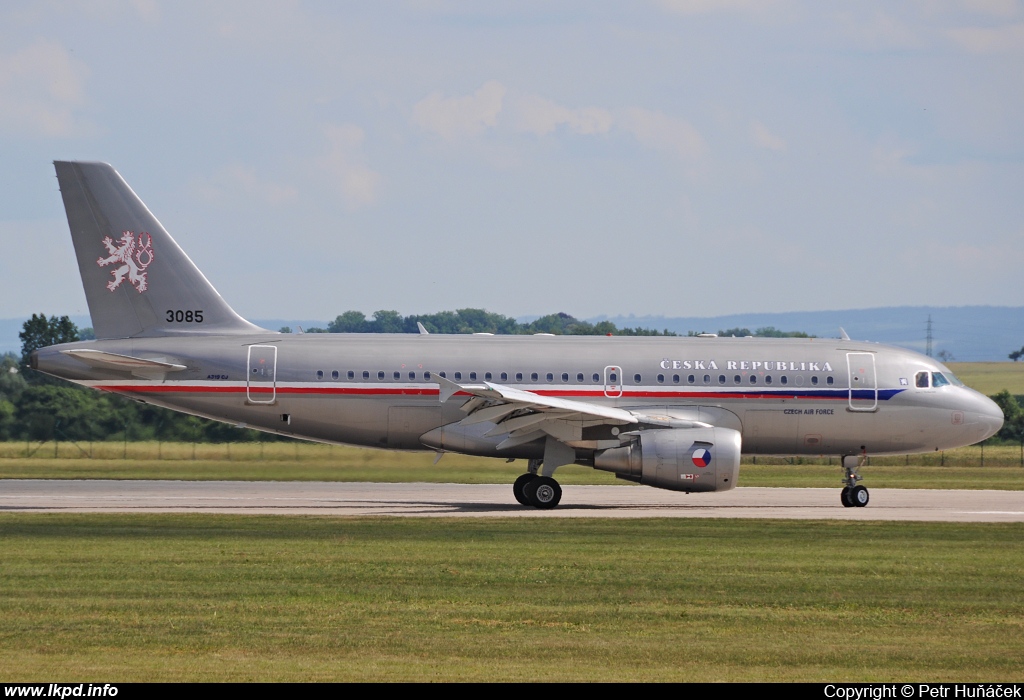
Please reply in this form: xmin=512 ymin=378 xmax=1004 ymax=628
xmin=931 ymin=372 xmax=950 ymax=388
xmin=915 ymin=371 xmax=930 ymax=388
xmin=944 ymin=371 xmax=965 ymax=387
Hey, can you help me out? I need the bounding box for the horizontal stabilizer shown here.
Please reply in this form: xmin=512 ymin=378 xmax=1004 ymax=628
xmin=61 ymin=349 xmax=186 ymax=374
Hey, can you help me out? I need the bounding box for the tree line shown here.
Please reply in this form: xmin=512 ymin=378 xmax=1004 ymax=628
xmin=293 ymin=309 xmax=678 ymax=336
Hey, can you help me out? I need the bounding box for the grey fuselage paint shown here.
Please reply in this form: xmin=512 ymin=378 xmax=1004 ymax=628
xmin=33 ymin=333 xmax=1004 ymax=459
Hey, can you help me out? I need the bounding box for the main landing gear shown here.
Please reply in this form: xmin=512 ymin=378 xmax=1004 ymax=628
xmin=840 ymin=451 xmax=869 ymax=508
xmin=513 ymin=459 xmax=562 ymax=509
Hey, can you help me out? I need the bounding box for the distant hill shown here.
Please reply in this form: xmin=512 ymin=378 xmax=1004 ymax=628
xmin=3 ymin=306 xmax=1021 ymax=361
xmin=588 ymin=306 xmax=1023 ymax=362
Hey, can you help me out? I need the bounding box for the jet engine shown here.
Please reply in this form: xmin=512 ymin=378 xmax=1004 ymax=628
xmin=593 ymin=427 xmax=741 ymax=492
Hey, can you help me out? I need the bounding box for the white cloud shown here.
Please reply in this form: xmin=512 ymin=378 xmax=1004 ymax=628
xmin=318 ymin=124 xmax=382 ymax=209
xmin=751 ymin=121 xmax=786 ymax=151
xmin=618 ymin=108 xmax=706 ymax=161
xmin=957 ymin=0 xmax=1021 ymax=18
xmin=411 ymin=80 xmax=506 ymax=140
xmin=0 ymin=39 xmax=89 ymax=137
xmin=657 ymin=0 xmax=792 ymax=18
xmin=193 ymin=166 xmax=298 ymax=206
xmin=511 ymin=94 xmax=613 ymax=136
xmin=837 ymin=11 xmax=925 ymax=50
xmin=947 ymin=21 xmax=1024 ymax=51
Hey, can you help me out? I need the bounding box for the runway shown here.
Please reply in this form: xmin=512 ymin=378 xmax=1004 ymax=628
xmin=1 ymin=480 xmax=1021 ymax=521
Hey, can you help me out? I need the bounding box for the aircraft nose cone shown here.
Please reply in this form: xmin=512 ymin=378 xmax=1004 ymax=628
xmin=977 ymin=394 xmax=1005 ymax=442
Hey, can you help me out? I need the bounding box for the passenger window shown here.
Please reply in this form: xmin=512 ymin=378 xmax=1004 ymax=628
xmin=915 ymin=371 xmax=930 ymax=388
xmin=362 ymin=371 xmax=370 ymax=380
xmin=811 ymin=376 xmax=819 ymax=386
xmin=733 ymin=375 xmax=741 ymax=385
xmin=331 ymin=370 xmax=339 ymax=380
xmin=704 ymin=374 xmax=711 ymax=385
xmin=610 ymin=373 xmax=618 ymax=382
xmin=501 ymin=372 xmax=508 ymax=381
xmin=516 ymin=372 xmax=523 ymax=381
xmin=718 ymin=375 xmax=726 ymax=385
xmin=439 ymin=371 xmax=446 ymax=378
xmin=424 ymin=371 xmax=431 ymax=380
xmin=932 ymin=372 xmax=950 ymax=387
xmin=347 ymin=370 xmax=354 ymax=380
xmin=673 ymin=374 xmax=681 ymax=384
xmin=546 ymin=372 xmax=554 ymax=382
xmin=592 ymin=373 xmax=600 ymax=382
xmin=393 ymin=371 xmax=401 ymax=380
xmin=316 ymin=370 xmax=324 ymax=380
xmin=634 ymin=374 xmax=642 ymax=384
xmin=826 ymin=376 xmax=834 ymax=386
xmin=562 ymin=372 xmax=569 ymax=382
xmin=531 ymin=373 xmax=539 ymax=382
xmin=470 ymin=372 xmax=477 ymax=381
xmin=409 ymin=371 xmax=416 ymax=380
xmin=780 ymin=375 xmax=787 ymax=385
xmin=577 ymin=373 xmax=584 ymax=382
xmin=454 ymin=372 xmax=462 ymax=380
xmin=687 ymin=374 xmax=695 ymax=384
xmin=485 ymin=372 xmax=492 ymax=381
xmin=377 ymin=371 xmax=385 ymax=380
xmin=765 ymin=375 xmax=773 ymax=385
xmin=749 ymin=375 xmax=757 ymax=384
xmin=657 ymin=374 xmax=665 ymax=384
xmin=795 ymin=375 xmax=804 ymax=386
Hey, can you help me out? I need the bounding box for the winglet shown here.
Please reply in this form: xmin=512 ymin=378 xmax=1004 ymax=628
xmin=839 ymin=327 xmax=850 ymax=341
xmin=417 ymin=322 xmax=429 ymax=335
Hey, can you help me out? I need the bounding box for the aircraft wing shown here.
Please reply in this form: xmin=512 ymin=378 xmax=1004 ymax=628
xmin=432 ymin=374 xmax=707 ymax=454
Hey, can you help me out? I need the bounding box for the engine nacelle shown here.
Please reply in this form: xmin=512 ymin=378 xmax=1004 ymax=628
xmin=593 ymin=427 xmax=741 ymax=492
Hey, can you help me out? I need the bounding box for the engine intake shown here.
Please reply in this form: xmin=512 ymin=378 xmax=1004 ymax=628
xmin=593 ymin=427 xmax=741 ymax=492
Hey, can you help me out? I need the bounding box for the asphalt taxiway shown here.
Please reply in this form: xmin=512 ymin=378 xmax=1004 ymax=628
xmin=1 ymin=480 xmax=1021 ymax=521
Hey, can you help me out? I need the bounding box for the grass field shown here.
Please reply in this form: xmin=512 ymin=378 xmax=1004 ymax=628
xmin=947 ymin=362 xmax=1024 ymax=395
xmin=1 ymin=441 xmax=1021 ymax=487
xmin=0 ymin=514 xmax=1020 ymax=682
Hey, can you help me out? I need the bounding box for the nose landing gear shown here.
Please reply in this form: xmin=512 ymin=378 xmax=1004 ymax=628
xmin=841 ymin=451 xmax=869 ymax=507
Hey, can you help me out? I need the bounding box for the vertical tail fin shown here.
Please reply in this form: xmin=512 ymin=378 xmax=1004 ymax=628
xmin=54 ymin=161 xmax=264 ymax=339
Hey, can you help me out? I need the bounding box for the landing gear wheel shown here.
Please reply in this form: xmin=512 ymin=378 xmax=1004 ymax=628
xmin=513 ymin=473 xmax=538 ymax=506
xmin=523 ymin=476 xmax=562 ymax=509
xmin=841 ymin=487 xmax=855 ymax=508
xmin=851 ymin=485 xmax=869 ymax=507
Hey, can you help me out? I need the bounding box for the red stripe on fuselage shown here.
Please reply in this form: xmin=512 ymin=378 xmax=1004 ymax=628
xmin=91 ymin=384 xmax=847 ymax=401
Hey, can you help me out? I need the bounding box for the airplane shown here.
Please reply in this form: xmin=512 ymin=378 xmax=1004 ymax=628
xmin=30 ymin=161 xmax=1005 ymax=509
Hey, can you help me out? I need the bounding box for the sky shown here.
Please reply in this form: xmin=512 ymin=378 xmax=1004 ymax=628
xmin=1 ymin=0 xmax=1022 ymax=324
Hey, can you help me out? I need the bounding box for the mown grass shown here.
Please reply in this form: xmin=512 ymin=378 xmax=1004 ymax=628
xmin=948 ymin=361 xmax=1024 ymax=395
xmin=0 ymin=515 xmax=1020 ymax=682
xmin=1 ymin=441 xmax=1021 ymax=488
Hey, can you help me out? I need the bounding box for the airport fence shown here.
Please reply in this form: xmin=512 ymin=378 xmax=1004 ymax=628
xmin=0 ymin=440 xmax=1021 ymax=467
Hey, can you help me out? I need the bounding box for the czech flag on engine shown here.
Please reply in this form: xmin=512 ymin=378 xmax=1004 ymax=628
xmin=692 ymin=448 xmax=712 ymax=468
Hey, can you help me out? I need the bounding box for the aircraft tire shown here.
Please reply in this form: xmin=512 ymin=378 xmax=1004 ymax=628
xmin=524 ymin=476 xmax=562 ymax=509
xmin=851 ymin=485 xmax=869 ymax=507
xmin=841 ymin=487 xmax=855 ymax=508
xmin=513 ymin=473 xmax=537 ymax=506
